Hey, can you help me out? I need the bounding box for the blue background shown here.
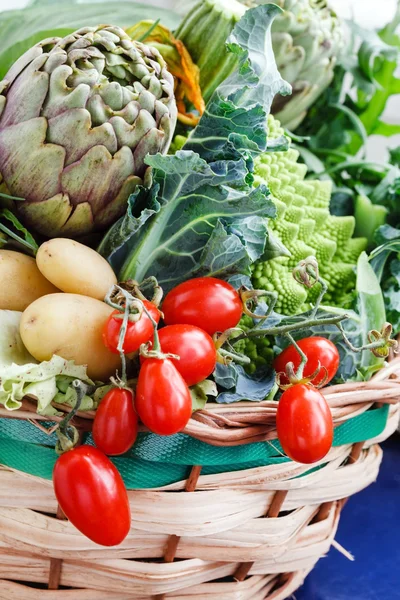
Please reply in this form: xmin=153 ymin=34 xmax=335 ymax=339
xmin=296 ymin=434 xmax=400 ymax=600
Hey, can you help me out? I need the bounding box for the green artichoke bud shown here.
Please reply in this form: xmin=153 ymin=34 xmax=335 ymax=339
xmin=0 ymin=25 xmax=177 ymax=237
xmin=175 ymin=0 xmax=343 ymax=130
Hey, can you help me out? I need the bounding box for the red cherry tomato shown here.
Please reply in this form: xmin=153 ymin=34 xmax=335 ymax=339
xmin=162 ymin=277 xmax=243 ymax=336
xmin=276 ymin=384 xmax=333 ymax=464
xmin=140 ymin=324 xmax=217 ymax=386
xmin=274 ymin=337 xmax=340 ymax=387
xmin=103 ymin=300 xmax=160 ymax=354
xmin=93 ymin=388 xmax=138 ymax=456
xmin=53 ymin=445 xmax=131 ymax=546
xmin=136 ymin=358 xmax=192 ymax=435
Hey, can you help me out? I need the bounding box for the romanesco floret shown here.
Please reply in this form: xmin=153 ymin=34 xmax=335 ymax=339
xmin=234 ymin=314 xmax=274 ymax=375
xmin=251 ymin=116 xmax=367 ymax=314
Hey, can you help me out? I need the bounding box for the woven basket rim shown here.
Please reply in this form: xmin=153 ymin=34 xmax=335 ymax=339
xmin=1 ymin=357 xmax=400 ymax=447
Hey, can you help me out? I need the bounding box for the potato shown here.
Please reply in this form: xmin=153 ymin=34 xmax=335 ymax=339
xmin=20 ymin=294 xmax=121 ymax=381
xmin=36 ymin=238 xmax=117 ymax=301
xmin=0 ymin=250 xmax=59 ymax=311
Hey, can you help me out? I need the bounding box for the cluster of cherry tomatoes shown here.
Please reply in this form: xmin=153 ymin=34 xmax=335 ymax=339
xmin=99 ymin=276 xmax=243 ymax=443
xmin=53 ymin=277 xmax=244 ymax=546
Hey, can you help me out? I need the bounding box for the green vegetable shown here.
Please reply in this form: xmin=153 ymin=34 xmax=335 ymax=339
xmin=369 ymin=225 xmax=400 ymax=334
xmin=354 ymin=195 xmax=388 ymax=247
xmin=175 ymin=0 xmax=343 ymax=128
xmin=99 ymin=4 xmax=290 ymax=288
xmin=0 ymin=309 xmax=94 ymax=414
xmin=0 ymin=25 xmax=177 ymax=238
xmin=175 ymin=0 xmax=246 ymax=102
xmin=0 ymin=353 xmax=92 ymax=413
xmin=251 ymin=116 xmax=367 ymax=314
xmin=356 ymin=252 xmax=386 ymax=372
xmin=295 ymin=11 xmax=400 ymax=236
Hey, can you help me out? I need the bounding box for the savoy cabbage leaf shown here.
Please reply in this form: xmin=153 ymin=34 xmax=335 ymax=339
xmin=100 ymin=4 xmax=290 ymax=290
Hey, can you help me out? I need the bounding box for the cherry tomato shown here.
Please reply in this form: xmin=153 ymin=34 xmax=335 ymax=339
xmin=53 ymin=445 xmax=131 ymax=546
xmin=276 ymin=384 xmax=333 ymax=464
xmin=141 ymin=324 xmax=217 ymax=386
xmin=162 ymin=277 xmax=243 ymax=336
xmin=274 ymin=337 xmax=340 ymax=387
xmin=136 ymin=358 xmax=192 ymax=435
xmin=103 ymin=300 xmax=160 ymax=354
xmin=93 ymin=388 xmax=138 ymax=456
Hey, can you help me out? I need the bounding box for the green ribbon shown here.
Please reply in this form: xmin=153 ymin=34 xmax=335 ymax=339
xmin=0 ymin=405 xmax=389 ymax=489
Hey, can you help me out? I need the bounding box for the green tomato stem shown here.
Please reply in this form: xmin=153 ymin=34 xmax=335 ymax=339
xmin=310 ymin=277 xmax=328 ymax=320
xmin=140 ymin=300 xmax=162 ymax=354
xmin=233 ymin=313 xmax=349 ymax=342
xmin=55 ymin=380 xmax=88 ymax=455
xmin=218 ymin=347 xmax=251 ymax=365
xmin=336 ymin=322 xmax=390 ymax=354
xmin=285 ymin=332 xmax=308 ymax=380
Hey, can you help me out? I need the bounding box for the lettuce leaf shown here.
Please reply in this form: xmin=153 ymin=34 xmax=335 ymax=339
xmin=0 ymin=354 xmax=92 ymax=412
xmin=100 ymin=4 xmax=291 ymax=290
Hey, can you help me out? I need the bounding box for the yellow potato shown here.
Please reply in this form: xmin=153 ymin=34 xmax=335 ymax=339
xmin=0 ymin=250 xmax=59 ymax=311
xmin=36 ymin=238 xmax=117 ymax=301
xmin=20 ymin=294 xmax=121 ymax=381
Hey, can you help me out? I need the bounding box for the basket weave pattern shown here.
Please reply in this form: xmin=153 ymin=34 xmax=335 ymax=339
xmin=0 ymin=361 xmax=399 ymax=599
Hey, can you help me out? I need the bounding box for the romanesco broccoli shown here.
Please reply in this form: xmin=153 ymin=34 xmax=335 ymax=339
xmin=233 ymin=314 xmax=274 ymax=374
xmin=251 ymin=116 xmax=367 ymax=314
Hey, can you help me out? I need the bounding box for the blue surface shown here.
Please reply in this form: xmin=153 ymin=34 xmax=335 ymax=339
xmin=296 ymin=434 xmax=400 ymax=600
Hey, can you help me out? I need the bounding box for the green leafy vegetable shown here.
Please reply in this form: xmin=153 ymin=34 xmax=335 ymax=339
xmin=382 ymin=261 xmax=400 ymax=334
xmin=370 ymin=225 xmax=400 ymax=334
xmin=100 ymin=152 xmax=275 ymax=286
xmin=190 ymin=379 xmax=218 ymax=411
xmin=100 ymin=4 xmax=290 ymax=290
xmin=0 ymin=354 xmax=92 ymax=412
xmin=354 ymin=195 xmax=388 ymax=246
xmin=356 ymin=252 xmax=386 ymax=371
xmin=215 ymin=364 xmax=275 ymax=404
xmin=294 ymin=12 xmax=400 ymax=236
xmin=370 ymin=225 xmax=400 ymax=281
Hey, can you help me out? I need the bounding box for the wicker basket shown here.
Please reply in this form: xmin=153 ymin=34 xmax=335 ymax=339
xmin=0 ymin=360 xmax=399 ymax=600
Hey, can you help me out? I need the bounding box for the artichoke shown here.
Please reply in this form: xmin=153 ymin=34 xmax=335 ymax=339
xmin=175 ymin=0 xmax=343 ymax=130
xmin=0 ymin=25 xmax=177 ymax=237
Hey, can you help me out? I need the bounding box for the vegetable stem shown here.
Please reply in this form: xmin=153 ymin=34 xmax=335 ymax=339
xmin=55 ymin=380 xmax=88 ymax=454
xmin=218 ymin=347 xmax=251 ymax=365
xmin=285 ymin=332 xmax=308 ymax=380
xmin=233 ymin=313 xmax=349 ymax=342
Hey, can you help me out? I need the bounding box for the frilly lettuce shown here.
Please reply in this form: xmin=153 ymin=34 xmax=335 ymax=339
xmin=0 ymin=310 xmax=93 ymax=414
